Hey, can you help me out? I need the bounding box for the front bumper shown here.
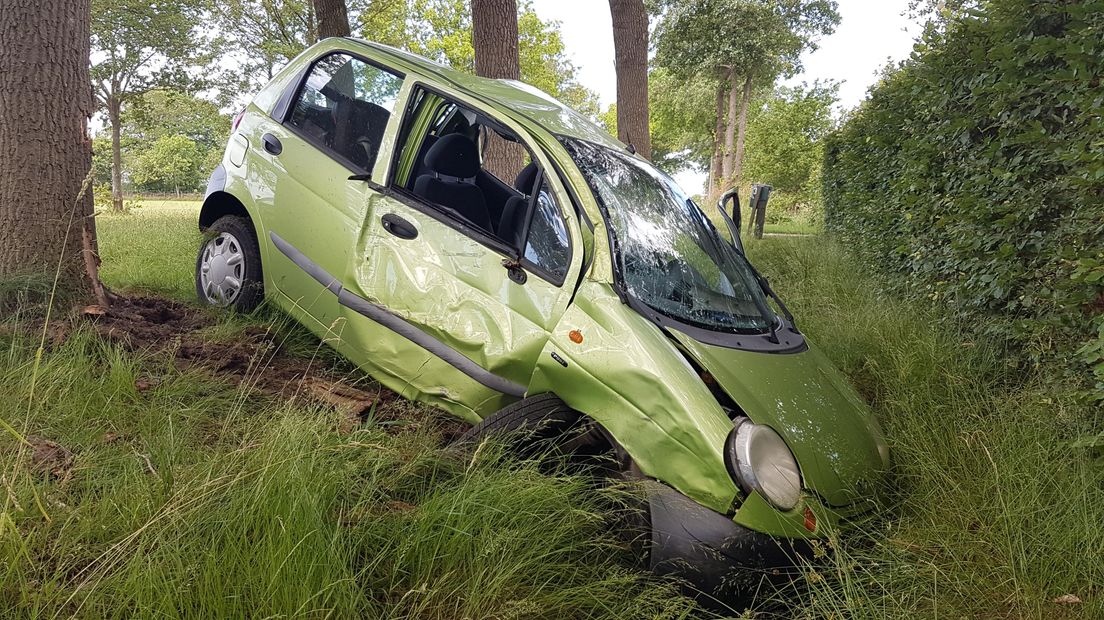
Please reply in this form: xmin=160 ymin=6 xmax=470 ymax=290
xmin=647 ymin=482 xmax=814 ymax=608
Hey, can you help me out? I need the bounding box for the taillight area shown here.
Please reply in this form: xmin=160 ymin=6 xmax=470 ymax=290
xmin=231 ymin=110 xmax=245 ymax=132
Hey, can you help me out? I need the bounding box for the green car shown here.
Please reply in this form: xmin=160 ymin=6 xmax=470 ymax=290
xmin=197 ymin=37 xmax=890 ymax=603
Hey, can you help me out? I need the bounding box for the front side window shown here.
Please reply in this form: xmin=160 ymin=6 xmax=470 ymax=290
xmin=523 ymin=179 xmax=570 ymax=280
xmin=391 ymin=87 xmax=572 ymax=284
xmin=287 ymin=53 xmax=403 ymax=173
xmin=561 ymin=138 xmax=774 ymax=334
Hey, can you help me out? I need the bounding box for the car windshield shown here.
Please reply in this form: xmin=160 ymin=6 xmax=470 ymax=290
xmin=562 ymin=138 xmax=774 ymax=334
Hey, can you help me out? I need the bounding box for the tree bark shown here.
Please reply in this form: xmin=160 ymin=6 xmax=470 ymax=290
xmin=707 ymin=81 xmax=726 ymax=206
xmin=0 ymin=0 xmax=96 ymax=287
xmin=471 ymin=0 xmax=524 ymax=180
xmin=732 ymin=73 xmax=754 ymax=187
xmin=107 ymin=95 xmax=124 ymax=212
xmin=609 ymin=0 xmax=651 ymax=159
xmin=722 ymin=69 xmax=737 ymax=181
xmin=312 ymin=0 xmax=350 ymax=38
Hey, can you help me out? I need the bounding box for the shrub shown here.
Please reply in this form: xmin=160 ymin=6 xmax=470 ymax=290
xmin=823 ymin=0 xmax=1104 ymax=400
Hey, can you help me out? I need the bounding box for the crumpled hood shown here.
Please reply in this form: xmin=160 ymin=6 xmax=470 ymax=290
xmin=670 ymin=331 xmax=889 ymax=508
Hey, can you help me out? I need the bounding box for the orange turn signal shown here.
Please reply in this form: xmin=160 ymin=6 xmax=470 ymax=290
xmin=803 ymin=507 xmax=817 ymax=532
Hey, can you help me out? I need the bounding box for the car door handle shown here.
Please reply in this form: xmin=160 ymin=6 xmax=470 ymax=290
xmin=381 ymin=213 xmax=418 ymax=240
xmin=261 ymin=133 xmax=282 ymax=155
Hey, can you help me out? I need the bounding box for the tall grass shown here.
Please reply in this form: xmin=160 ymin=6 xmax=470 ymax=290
xmin=748 ymin=238 xmax=1104 ymax=618
xmin=7 ymin=205 xmax=1099 ymax=618
xmin=0 ymin=323 xmax=700 ymax=618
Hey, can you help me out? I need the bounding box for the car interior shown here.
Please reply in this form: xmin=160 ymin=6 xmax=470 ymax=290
xmin=287 ymin=55 xmax=398 ymax=173
xmin=400 ymin=99 xmax=546 ymax=247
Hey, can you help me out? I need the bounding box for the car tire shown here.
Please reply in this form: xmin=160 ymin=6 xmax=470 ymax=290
xmin=456 ymin=393 xmax=628 ymax=469
xmin=195 ymin=215 xmax=263 ymax=313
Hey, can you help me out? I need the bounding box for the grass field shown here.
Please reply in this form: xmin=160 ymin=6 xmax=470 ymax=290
xmin=761 ymin=220 xmax=820 ymax=236
xmin=3 ymin=202 xmax=1101 ymax=618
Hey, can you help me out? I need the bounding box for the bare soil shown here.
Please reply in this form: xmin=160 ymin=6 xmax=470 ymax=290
xmin=71 ymin=295 xmax=468 ymax=440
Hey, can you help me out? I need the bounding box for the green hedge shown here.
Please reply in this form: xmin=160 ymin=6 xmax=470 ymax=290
xmin=824 ymin=0 xmax=1104 ymax=400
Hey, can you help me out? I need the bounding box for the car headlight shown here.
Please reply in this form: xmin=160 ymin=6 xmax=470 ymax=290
xmin=724 ymin=418 xmax=803 ymax=511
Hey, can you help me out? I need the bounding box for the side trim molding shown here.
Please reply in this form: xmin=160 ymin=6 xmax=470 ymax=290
xmin=269 ymin=231 xmax=527 ymax=398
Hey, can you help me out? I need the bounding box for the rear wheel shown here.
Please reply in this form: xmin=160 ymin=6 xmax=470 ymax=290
xmin=195 ymin=215 xmax=263 ymax=312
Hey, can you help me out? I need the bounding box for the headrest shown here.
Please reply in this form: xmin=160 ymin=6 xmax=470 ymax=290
xmin=514 ymin=162 xmax=539 ymax=193
xmin=424 ymin=133 xmax=480 ymax=179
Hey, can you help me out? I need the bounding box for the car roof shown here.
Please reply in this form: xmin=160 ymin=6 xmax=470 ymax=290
xmin=345 ymin=38 xmax=627 ymax=152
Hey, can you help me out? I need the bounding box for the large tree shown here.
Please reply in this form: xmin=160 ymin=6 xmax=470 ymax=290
xmin=313 ymin=0 xmax=352 ymax=37
xmin=91 ymin=0 xmax=205 ymax=211
xmin=0 ymin=0 xmax=96 ymax=286
xmin=609 ymin=0 xmax=651 ymax=159
xmin=471 ymin=0 xmax=524 ymax=179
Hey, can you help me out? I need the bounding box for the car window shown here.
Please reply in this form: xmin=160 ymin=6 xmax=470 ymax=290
xmin=287 ymin=53 xmax=403 ymax=173
xmin=523 ymin=178 xmax=570 ymax=280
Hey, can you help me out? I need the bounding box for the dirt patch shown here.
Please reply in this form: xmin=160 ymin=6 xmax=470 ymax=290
xmin=27 ymin=436 xmax=74 ymax=481
xmin=75 ymin=295 xmax=427 ymax=431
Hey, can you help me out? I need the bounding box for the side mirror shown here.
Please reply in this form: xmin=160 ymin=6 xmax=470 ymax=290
xmin=717 ymin=188 xmax=744 ymax=254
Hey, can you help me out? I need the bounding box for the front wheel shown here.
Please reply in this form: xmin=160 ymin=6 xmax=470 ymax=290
xmin=456 ymin=393 xmax=631 ymax=473
xmin=195 ymin=215 xmax=263 ymax=312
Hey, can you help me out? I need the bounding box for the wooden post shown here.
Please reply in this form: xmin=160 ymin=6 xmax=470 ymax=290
xmin=750 ymin=184 xmax=771 ymax=239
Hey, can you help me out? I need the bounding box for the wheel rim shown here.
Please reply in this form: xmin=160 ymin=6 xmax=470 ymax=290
xmin=199 ymin=232 xmax=246 ymax=306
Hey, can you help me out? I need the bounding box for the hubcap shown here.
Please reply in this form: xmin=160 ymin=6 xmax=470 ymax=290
xmin=199 ymin=232 xmax=246 ymax=306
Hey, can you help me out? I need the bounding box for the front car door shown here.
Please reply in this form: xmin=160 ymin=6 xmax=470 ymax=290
xmin=340 ymin=84 xmax=585 ymax=419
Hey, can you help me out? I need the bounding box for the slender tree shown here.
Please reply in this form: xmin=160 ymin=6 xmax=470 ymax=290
xmin=654 ymin=0 xmax=839 ymax=203
xmin=609 ymin=0 xmax=651 ymax=159
xmin=313 ymin=0 xmax=352 ymax=37
xmin=0 ymin=0 xmax=96 ymax=286
xmin=471 ymin=0 xmax=525 ymax=179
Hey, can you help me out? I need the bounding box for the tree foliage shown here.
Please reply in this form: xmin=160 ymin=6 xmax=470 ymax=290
xmin=823 ymin=0 xmax=1104 ymax=398
xmin=651 ymin=0 xmax=838 ymax=199
xmin=647 ymin=68 xmax=716 ymax=174
xmin=653 ymin=0 xmax=838 ymax=82
xmin=125 ymin=90 xmax=229 ymax=153
xmin=743 ymin=82 xmax=836 ymax=217
xmin=90 ymin=0 xmax=206 ymax=104
xmin=354 ymin=0 xmax=600 ymax=117
xmin=131 ymin=135 xmax=206 ymax=194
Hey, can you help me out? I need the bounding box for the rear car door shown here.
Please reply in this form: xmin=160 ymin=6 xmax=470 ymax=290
xmin=248 ymin=51 xmax=405 ymax=332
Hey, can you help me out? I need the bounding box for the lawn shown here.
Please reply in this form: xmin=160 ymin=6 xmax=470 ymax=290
xmin=2 ymin=204 xmax=1100 ymax=618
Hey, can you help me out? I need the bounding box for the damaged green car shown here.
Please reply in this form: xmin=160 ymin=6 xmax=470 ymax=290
xmin=197 ymin=37 xmax=890 ymax=604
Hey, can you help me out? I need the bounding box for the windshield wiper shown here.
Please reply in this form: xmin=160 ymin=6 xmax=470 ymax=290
xmin=753 ymin=269 xmax=799 ymax=335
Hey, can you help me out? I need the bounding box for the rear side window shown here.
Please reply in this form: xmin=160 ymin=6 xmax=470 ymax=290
xmin=287 ymin=54 xmax=403 ymax=173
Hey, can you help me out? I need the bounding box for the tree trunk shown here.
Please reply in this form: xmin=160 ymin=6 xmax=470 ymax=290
xmin=609 ymin=0 xmax=650 ymax=159
xmin=312 ymin=0 xmax=350 ymax=38
xmin=0 ymin=0 xmax=96 ymax=287
xmin=471 ymin=0 xmax=524 ymax=180
xmin=707 ymin=81 xmax=726 ymax=206
xmin=722 ymin=68 xmax=737 ymax=181
xmin=107 ymin=95 xmax=124 ymax=212
xmin=732 ymin=73 xmax=753 ymax=187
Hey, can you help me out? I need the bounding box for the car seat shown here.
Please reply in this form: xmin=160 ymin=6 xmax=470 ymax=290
xmin=413 ymin=133 xmax=492 ymax=231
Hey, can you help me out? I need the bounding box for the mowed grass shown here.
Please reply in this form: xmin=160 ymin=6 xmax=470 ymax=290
xmin=97 ymin=199 xmax=202 ymax=300
xmin=761 ymin=220 xmax=820 ymax=236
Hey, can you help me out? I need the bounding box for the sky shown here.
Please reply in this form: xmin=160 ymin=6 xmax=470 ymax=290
xmin=529 ymin=0 xmax=923 ymax=192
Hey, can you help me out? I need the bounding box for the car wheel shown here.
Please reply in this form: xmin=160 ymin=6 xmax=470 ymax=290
xmin=195 ymin=215 xmax=263 ymax=312
xmin=456 ymin=393 xmax=630 ymax=472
